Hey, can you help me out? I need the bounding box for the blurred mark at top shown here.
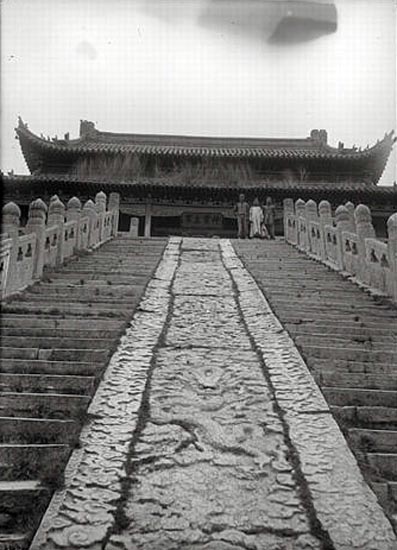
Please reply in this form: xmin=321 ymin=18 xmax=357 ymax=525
xmin=139 ymin=0 xmax=337 ymax=45
xmin=200 ymin=0 xmax=337 ymax=45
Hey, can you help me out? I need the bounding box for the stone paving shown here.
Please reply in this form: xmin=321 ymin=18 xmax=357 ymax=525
xmin=32 ymin=238 xmax=397 ymax=550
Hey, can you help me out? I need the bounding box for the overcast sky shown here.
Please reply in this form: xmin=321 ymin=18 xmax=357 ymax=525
xmin=1 ymin=0 xmax=396 ymax=184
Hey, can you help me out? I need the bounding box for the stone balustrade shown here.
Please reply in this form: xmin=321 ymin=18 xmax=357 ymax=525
xmin=284 ymin=198 xmax=397 ymax=302
xmin=1 ymin=191 xmax=120 ymax=299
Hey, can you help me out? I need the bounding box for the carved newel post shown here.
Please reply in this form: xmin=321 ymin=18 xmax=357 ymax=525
xmin=2 ymin=202 xmax=21 ymax=239
xmin=345 ymin=201 xmax=356 ymax=232
xmin=108 ymin=192 xmax=120 ymax=237
xmin=295 ymin=198 xmax=305 ymax=218
xmin=318 ymin=200 xmax=333 ymax=260
xmin=295 ymin=198 xmax=306 ymax=248
xmin=66 ymin=197 xmax=82 ymax=250
xmin=129 ymin=218 xmax=139 ymax=238
xmin=1 ymin=202 xmax=21 ymax=293
xmin=335 ymin=205 xmax=351 ymax=233
xmin=354 ymin=205 xmax=376 ymax=245
xmin=283 ymin=198 xmax=294 ymax=243
xmin=354 ymin=204 xmax=376 ymax=282
xmin=95 ymin=191 xmax=107 ymax=243
xmin=83 ymin=199 xmax=98 ymax=247
xmin=387 ymin=213 xmax=397 ymax=301
xmin=305 ymin=199 xmax=318 ymax=252
xmin=26 ymin=198 xmax=47 ymax=278
xmin=318 ymin=200 xmax=333 ymax=227
xmin=48 ymin=195 xmax=66 ymax=266
xmin=335 ymin=205 xmax=351 ymax=270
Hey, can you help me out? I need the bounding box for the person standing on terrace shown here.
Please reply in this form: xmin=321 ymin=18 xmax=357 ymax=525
xmin=235 ymin=193 xmax=250 ymax=239
xmin=264 ymin=196 xmax=276 ymax=239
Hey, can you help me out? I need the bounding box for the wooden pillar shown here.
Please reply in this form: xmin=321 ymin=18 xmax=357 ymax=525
xmin=144 ymin=202 xmax=152 ymax=238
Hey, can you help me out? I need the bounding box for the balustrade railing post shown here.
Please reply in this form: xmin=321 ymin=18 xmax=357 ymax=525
xmin=83 ymin=199 xmax=98 ymax=247
xmin=335 ymin=205 xmax=351 ymax=270
xmin=305 ymin=199 xmax=318 ymax=253
xmin=95 ymin=191 xmax=107 ymax=243
xmin=66 ymin=196 xmax=82 ymax=250
xmin=109 ymin=192 xmax=120 ymax=237
xmin=387 ymin=213 xmax=397 ymax=301
xmin=26 ymin=198 xmax=47 ymax=279
xmin=129 ymin=217 xmax=139 ymax=237
xmin=319 ymin=200 xmax=332 ymax=261
xmin=283 ymin=198 xmax=294 ymax=242
xmin=1 ymin=202 xmax=21 ymax=295
xmin=295 ymin=198 xmax=305 ymax=249
xmin=48 ymin=195 xmax=66 ymax=266
xmin=345 ymin=201 xmax=356 ymax=233
xmin=354 ymin=204 xmax=376 ymax=284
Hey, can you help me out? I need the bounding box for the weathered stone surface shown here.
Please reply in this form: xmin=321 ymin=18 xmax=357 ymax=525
xmin=105 ymin=237 xmax=320 ymax=550
xmin=30 ymin=239 xmax=180 ymax=550
xmin=30 ymin=237 xmax=397 ymax=550
xmin=226 ymin=239 xmax=397 ymax=549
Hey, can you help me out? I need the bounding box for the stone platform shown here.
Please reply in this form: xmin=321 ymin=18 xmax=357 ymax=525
xmin=29 ymin=238 xmax=397 ymax=550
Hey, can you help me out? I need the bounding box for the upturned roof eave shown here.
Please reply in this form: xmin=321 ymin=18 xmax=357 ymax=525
xmin=15 ymin=122 xmax=395 ymax=164
xmin=4 ymin=173 xmax=396 ymax=197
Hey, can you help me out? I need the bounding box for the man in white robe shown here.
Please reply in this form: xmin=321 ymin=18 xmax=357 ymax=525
xmin=249 ymin=198 xmax=264 ymax=238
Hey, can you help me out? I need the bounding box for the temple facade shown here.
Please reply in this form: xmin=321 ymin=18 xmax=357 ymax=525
xmin=4 ymin=118 xmax=396 ymax=237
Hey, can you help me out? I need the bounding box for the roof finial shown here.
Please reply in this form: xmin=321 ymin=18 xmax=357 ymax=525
xmin=17 ymin=116 xmax=27 ymax=129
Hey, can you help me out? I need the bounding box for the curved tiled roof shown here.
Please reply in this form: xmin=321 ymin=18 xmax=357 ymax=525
xmin=15 ymin=118 xmax=395 ymax=184
xmin=15 ymin=118 xmax=395 ymax=159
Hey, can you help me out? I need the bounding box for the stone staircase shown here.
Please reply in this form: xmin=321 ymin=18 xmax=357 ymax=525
xmin=234 ymin=238 xmax=397 ymax=530
xmin=0 ymin=236 xmax=167 ymax=549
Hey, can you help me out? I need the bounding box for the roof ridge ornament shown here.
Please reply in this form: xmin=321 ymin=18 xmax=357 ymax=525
xmin=80 ymin=120 xmax=96 ymax=138
xmin=17 ymin=116 xmax=28 ymax=129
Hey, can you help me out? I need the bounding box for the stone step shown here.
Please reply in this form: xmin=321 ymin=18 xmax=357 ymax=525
xmin=279 ymin=315 xmax=394 ymax=331
xmin=38 ymin=278 xmax=140 ymax=287
xmin=0 ymin=392 xmax=90 ymax=419
xmin=0 ymin=359 xmax=99 ymax=376
xmin=26 ymin=285 xmax=144 ymax=297
xmin=0 ymin=416 xmax=80 ymax=444
xmin=0 ymin=373 xmax=95 ymax=395
xmin=332 ymin=406 xmax=397 ymax=430
xmin=356 ymin=407 xmax=397 ymax=429
xmin=0 ymin=326 xmax=121 ymax=339
xmin=0 ymin=335 xmax=112 ymax=350
xmin=0 ymin=316 xmax=123 ymax=330
xmin=0 ymin=346 xmax=108 ymax=362
xmin=286 ymin=324 xmax=397 ymax=342
xmin=323 ymin=387 xmax=397 ymax=408
xmin=41 ymin=274 xmax=146 ymax=284
xmin=0 ymin=480 xmax=47 ymax=512
xmin=259 ymin=285 xmax=372 ymax=297
xmin=1 ymin=302 xmax=133 ymax=316
xmin=389 ymin=481 xmax=397 ymax=504
xmin=369 ymin=481 xmax=391 ymax=510
xmin=0 ymin=236 xmax=168 ymax=546
xmin=367 ymin=453 xmax=397 ymax=481
xmin=295 ymin=334 xmax=392 ymax=351
xmin=318 ymin=371 xmax=397 ymax=391
xmin=266 ymin=302 xmax=397 ymax=320
xmin=0 ymin=444 xmax=70 ymax=481
xmin=0 ymin=533 xmax=30 ymax=549
xmin=306 ymin=357 xmax=397 ymax=375
xmin=301 ymin=345 xmax=397 ymax=364
xmin=348 ymin=428 xmax=397 ymax=453
xmin=7 ymin=294 xmax=140 ymax=305
xmin=267 ymin=294 xmax=395 ymax=312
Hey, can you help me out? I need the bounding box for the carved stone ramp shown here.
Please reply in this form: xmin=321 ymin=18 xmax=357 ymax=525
xmin=31 ymin=238 xmax=395 ymax=550
xmin=234 ymin=238 xmax=397 ymax=535
xmin=0 ymin=237 xmax=167 ymax=550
